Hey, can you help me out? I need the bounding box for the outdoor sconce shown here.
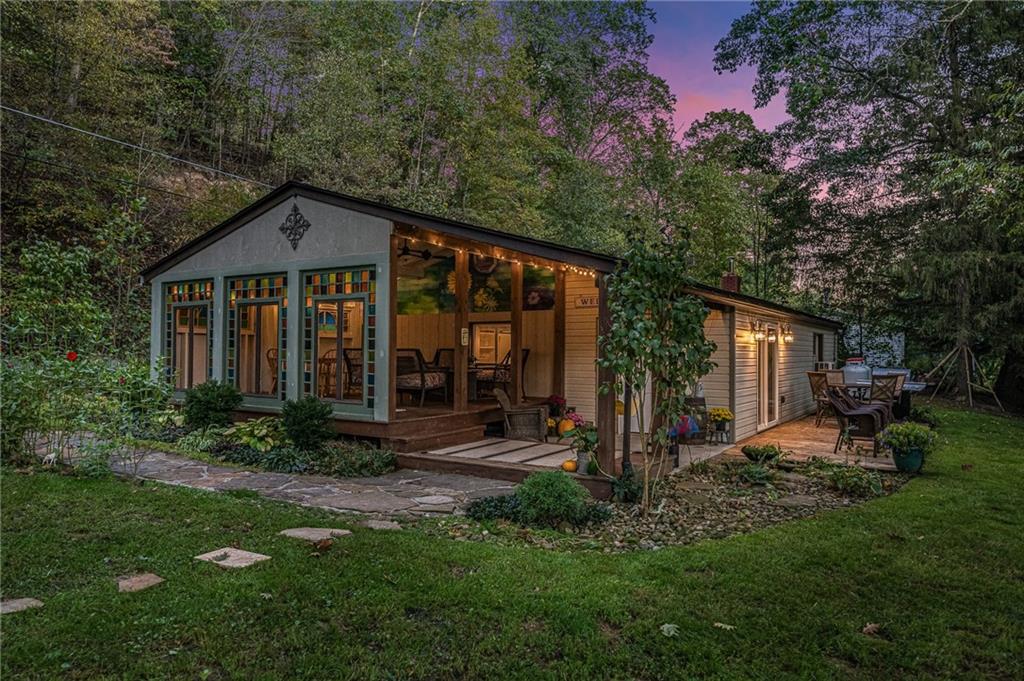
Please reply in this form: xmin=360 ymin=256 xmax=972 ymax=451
xmin=767 ymin=327 xmax=778 ymax=343
xmin=752 ymin=321 xmax=767 ymax=342
xmin=782 ymin=324 xmax=794 ymax=343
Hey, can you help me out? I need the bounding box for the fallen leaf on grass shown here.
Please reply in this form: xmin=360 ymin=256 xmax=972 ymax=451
xmin=713 ymin=622 xmax=736 ymax=631
xmin=660 ymin=623 xmax=679 ymax=637
xmin=862 ymin=623 xmax=881 ymax=636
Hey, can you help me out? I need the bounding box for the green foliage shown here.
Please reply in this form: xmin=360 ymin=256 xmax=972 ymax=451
xmin=210 ymin=442 xmax=263 ymax=467
xmin=741 ymin=444 xmax=784 ymax=464
xmin=74 ymin=442 xmax=114 ymax=479
xmin=515 ymin=471 xmax=590 ymax=528
xmin=612 ymin=468 xmax=642 ymax=503
xmin=260 ymin=447 xmax=310 ymax=474
xmin=224 ymin=418 xmax=286 ymax=454
xmin=465 ymin=494 xmax=522 ymax=522
xmin=281 ymin=396 xmax=334 ymax=452
xmin=878 ymin=423 xmax=938 ymax=456
xmin=183 ymin=381 xmax=243 ymax=430
xmin=309 ymin=441 xmax=396 ymax=478
xmin=176 ymin=427 xmax=226 ymax=454
xmin=737 ymin=463 xmax=773 ymax=486
xmin=909 ymin=404 xmax=941 ymax=429
xmin=826 ymin=466 xmax=884 ymax=499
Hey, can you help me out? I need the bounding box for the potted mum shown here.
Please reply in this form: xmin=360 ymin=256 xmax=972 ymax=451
xmin=708 ymin=407 xmax=733 ymax=431
xmin=877 ymin=422 xmax=937 ymax=473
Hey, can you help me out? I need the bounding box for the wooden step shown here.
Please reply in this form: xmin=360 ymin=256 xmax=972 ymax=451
xmin=386 ymin=425 xmax=487 ymax=453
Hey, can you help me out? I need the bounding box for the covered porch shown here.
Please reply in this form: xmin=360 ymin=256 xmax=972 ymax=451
xmin=718 ymin=416 xmax=899 ymax=472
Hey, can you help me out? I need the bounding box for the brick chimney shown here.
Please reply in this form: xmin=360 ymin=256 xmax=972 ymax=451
xmin=720 ymin=257 xmax=741 ymax=293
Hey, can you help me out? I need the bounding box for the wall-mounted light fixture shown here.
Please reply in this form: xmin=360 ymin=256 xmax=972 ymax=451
xmin=782 ymin=323 xmax=794 ymax=343
xmin=767 ymin=327 xmax=778 ymax=343
xmin=752 ymin=320 xmax=767 ymax=342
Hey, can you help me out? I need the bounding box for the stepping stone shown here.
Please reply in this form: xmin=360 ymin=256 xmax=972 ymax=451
xmin=1 ymin=598 xmax=43 ymax=614
xmin=194 ymin=547 xmax=270 ymax=569
xmin=118 ymin=573 xmax=165 ymax=593
xmin=361 ymin=519 xmax=402 ymax=531
xmin=772 ymin=494 xmax=819 ymax=508
xmin=412 ymin=494 xmax=456 ymax=505
xmin=279 ymin=527 xmax=352 ymax=542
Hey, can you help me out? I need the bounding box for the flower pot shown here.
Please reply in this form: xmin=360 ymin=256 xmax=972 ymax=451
xmin=576 ymin=451 xmax=590 ymax=475
xmin=891 ymin=447 xmax=924 ymax=473
xmin=715 ymin=422 xmax=727 ymax=431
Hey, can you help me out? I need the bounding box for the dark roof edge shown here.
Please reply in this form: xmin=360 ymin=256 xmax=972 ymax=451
xmin=140 ymin=181 xmax=618 ymax=281
xmin=686 ymin=281 xmax=843 ymax=329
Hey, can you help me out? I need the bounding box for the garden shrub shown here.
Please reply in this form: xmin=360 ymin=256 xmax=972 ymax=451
xmin=741 ymin=443 xmax=784 ymax=463
xmin=737 ymin=462 xmax=773 ymax=485
xmin=612 ymin=468 xmax=642 ymax=503
xmin=466 ymin=494 xmax=522 ymax=521
xmin=826 ymin=466 xmax=884 ymax=497
xmin=261 ymin=446 xmax=311 ymax=473
xmin=177 ymin=426 xmax=226 ymax=453
xmin=282 ymin=396 xmax=334 ymax=451
xmin=183 ymin=381 xmax=242 ymax=429
xmin=515 ymin=471 xmax=590 ymax=527
xmin=908 ymin=404 xmax=941 ymax=428
xmin=224 ymin=417 xmax=285 ymax=453
xmin=309 ymin=441 xmax=396 ymax=477
xmin=878 ymin=422 xmax=938 ymax=455
xmin=210 ymin=441 xmax=263 ymax=466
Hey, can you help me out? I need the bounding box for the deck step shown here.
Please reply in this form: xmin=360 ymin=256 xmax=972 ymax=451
xmin=386 ymin=425 xmax=487 ymax=453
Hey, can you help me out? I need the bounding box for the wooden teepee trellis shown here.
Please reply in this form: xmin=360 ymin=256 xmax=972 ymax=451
xmin=924 ymin=343 xmax=1004 ymax=411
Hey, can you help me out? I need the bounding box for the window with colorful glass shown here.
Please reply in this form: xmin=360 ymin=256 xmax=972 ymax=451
xmin=164 ymin=280 xmax=214 ymax=389
xmin=303 ymin=268 xmax=376 ymax=409
xmin=227 ymin=275 xmax=287 ymax=399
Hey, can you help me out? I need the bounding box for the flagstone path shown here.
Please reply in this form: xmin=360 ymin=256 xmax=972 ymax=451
xmin=112 ymin=450 xmax=516 ymax=517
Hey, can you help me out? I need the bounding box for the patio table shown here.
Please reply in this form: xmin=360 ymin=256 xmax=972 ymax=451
xmin=836 ymin=380 xmax=926 ymax=419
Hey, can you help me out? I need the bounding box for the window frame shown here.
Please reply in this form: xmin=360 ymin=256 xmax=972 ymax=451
xmin=311 ymin=295 xmax=369 ymax=405
xmin=170 ymin=301 xmax=213 ymax=391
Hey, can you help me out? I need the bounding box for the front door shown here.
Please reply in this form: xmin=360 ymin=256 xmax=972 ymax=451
xmin=757 ymin=333 xmax=779 ymax=431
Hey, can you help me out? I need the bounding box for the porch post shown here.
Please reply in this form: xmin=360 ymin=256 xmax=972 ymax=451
xmin=388 ymin=234 xmax=399 ymax=422
xmin=454 ymin=249 xmax=469 ymax=412
xmin=285 ymin=267 xmax=301 ymax=401
xmin=596 ymin=273 xmax=616 ymax=474
xmin=211 ymin=274 xmax=226 ymax=383
xmin=511 ymin=261 xmax=523 ymax=404
xmin=553 ymin=268 xmax=565 ymax=397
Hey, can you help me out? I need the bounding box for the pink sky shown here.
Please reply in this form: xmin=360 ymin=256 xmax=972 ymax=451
xmin=647 ymin=2 xmax=789 ymax=136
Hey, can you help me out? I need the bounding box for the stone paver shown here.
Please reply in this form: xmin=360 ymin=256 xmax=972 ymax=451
xmin=119 ymin=449 xmax=515 ymax=518
xmin=118 ymin=573 xmax=165 ymax=593
xmin=1 ymin=598 xmax=44 ymax=614
xmin=362 ymin=519 xmax=402 ymax=530
xmin=279 ymin=527 xmax=352 ymax=542
xmin=195 ymin=547 xmax=271 ymax=569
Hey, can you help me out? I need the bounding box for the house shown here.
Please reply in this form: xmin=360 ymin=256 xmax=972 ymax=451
xmin=142 ymin=181 xmax=841 ymax=482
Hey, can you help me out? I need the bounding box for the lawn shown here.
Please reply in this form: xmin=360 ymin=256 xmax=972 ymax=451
xmin=2 ymin=406 xmax=1022 ymax=680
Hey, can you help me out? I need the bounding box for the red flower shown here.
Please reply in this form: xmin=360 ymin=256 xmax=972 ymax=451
xmin=66 ymin=351 xmax=78 ymax=362
xmin=118 ymin=376 xmax=126 ymax=385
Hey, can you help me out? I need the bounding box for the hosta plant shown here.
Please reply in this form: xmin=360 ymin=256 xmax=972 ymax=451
xmin=225 ymin=417 xmax=286 ymax=453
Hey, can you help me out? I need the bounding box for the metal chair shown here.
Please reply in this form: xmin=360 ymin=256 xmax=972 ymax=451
xmin=395 ymin=348 xmax=448 ymax=407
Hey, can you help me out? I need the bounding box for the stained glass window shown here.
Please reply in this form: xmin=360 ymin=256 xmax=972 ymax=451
xmin=227 ymin=275 xmax=287 ymax=399
xmin=164 ymin=280 xmax=214 ymax=388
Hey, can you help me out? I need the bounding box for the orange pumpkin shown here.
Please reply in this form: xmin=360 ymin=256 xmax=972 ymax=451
xmin=561 ymin=459 xmax=577 ymax=472
xmin=558 ymin=418 xmax=576 ymax=436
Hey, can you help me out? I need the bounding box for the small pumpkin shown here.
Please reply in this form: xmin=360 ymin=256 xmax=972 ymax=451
xmin=561 ymin=459 xmax=577 ymax=472
xmin=558 ymin=418 xmax=576 ymax=436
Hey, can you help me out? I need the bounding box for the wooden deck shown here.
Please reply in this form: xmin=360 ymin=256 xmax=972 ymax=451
xmin=719 ymin=416 xmax=898 ymax=472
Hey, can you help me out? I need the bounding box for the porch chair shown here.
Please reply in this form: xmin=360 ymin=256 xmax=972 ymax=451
xmin=867 ymin=374 xmax=900 ymax=424
xmin=266 ymin=348 xmax=279 ymax=394
xmin=679 ymin=397 xmax=710 ymax=446
xmin=832 ymin=385 xmax=892 ymax=429
xmin=493 ymin=388 xmax=548 ymax=441
xmin=342 ymin=348 xmax=363 ymax=399
xmin=395 ymin=348 xmax=448 ymax=407
xmin=827 ymin=388 xmax=881 ymax=456
xmin=318 ymin=348 xmax=337 ymax=398
xmin=806 ymin=371 xmax=832 ymax=427
xmin=476 ymin=348 xmax=530 ymax=399
xmin=429 ymin=348 xmax=455 ymax=370
xmin=824 ymin=369 xmax=846 ymax=388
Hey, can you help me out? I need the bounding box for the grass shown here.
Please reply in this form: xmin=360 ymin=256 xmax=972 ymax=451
xmin=2 ymin=406 xmax=1023 ymax=680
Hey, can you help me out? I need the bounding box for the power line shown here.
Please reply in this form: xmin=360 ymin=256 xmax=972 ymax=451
xmin=2 ymin=151 xmax=222 ymax=206
xmin=0 ymin=105 xmax=274 ymax=189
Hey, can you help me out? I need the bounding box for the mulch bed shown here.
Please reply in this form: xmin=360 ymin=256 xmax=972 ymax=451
xmin=420 ymin=461 xmax=909 ymax=552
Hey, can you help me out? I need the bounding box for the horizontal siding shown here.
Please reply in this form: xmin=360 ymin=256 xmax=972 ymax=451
xmin=734 ymin=310 xmax=758 ymax=441
xmin=564 ymin=272 xmax=598 ymax=422
xmin=700 ymin=309 xmax=731 ymax=410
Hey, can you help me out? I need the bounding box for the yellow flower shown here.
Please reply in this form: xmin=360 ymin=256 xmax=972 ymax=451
xmin=546 ymin=417 xmax=556 ymax=427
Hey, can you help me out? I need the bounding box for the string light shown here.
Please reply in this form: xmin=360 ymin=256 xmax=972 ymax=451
xmin=397 ymin=233 xmax=597 ymax=278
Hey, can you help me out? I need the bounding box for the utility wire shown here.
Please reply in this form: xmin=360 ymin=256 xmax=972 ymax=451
xmin=0 ymin=105 xmax=274 ymax=189
xmin=2 ymin=151 xmax=222 ymax=206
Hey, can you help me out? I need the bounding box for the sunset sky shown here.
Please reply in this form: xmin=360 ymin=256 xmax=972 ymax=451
xmin=647 ymin=2 xmax=789 ymax=136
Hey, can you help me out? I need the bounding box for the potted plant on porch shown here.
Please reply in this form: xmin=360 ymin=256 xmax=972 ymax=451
xmin=568 ymin=421 xmax=599 ymax=475
xmin=877 ymin=422 xmax=937 ymax=473
xmin=708 ymin=407 xmax=734 ymax=442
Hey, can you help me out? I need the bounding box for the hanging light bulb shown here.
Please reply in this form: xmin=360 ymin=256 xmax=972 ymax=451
xmin=782 ymin=324 xmax=794 ymax=343
xmin=752 ymin=321 xmax=766 ymax=342
xmin=767 ymin=327 xmax=778 ymax=343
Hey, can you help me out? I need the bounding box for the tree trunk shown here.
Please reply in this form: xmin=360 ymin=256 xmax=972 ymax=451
xmin=994 ymin=347 xmax=1024 ymax=414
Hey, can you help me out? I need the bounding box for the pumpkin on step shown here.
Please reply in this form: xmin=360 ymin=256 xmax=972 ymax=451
xmin=557 ymin=419 xmax=576 ymax=436
xmin=561 ymin=459 xmax=577 ymax=472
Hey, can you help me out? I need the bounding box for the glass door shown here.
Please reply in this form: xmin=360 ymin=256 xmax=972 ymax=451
xmin=757 ymin=333 xmax=779 ymax=430
xmin=314 ymin=299 xmax=365 ymax=403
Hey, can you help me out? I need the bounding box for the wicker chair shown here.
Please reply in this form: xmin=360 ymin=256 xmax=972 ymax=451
xmin=807 ymin=371 xmax=832 ymax=427
xmin=493 ymin=388 xmax=547 ymax=441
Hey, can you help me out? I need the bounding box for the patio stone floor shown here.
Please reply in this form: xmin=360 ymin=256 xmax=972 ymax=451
xmin=111 ymin=450 xmax=516 ymax=517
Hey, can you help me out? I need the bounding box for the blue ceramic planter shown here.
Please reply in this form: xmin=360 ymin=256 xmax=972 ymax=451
xmin=892 ymin=447 xmax=924 ymax=473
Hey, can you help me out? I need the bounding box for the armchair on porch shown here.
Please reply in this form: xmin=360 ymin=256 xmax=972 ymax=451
xmin=476 ymin=349 xmax=530 ymax=399
xmin=493 ymin=388 xmax=548 ymax=441
xmin=395 ymin=348 xmax=448 ymax=407
xmin=807 ymin=371 xmax=832 ymax=427
xmin=342 ymin=349 xmax=363 ymax=399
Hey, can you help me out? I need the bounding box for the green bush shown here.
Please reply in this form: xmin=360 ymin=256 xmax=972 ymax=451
xmin=466 ymin=494 xmax=522 ymax=521
xmin=908 ymin=404 xmax=941 ymax=428
xmin=224 ymin=417 xmax=285 ymax=453
xmin=309 ymin=441 xmax=396 ymax=477
xmin=177 ymin=426 xmax=226 ymax=453
xmin=183 ymin=381 xmax=242 ymax=429
xmin=612 ymin=468 xmax=642 ymax=503
xmin=516 ymin=471 xmax=590 ymax=527
xmin=261 ymin=446 xmax=310 ymax=473
xmin=827 ymin=465 xmax=884 ymax=497
xmin=282 ymin=396 xmax=334 ymax=451
xmin=210 ymin=441 xmax=263 ymax=466
xmin=741 ymin=443 xmax=784 ymax=463
xmin=738 ymin=462 xmax=773 ymax=485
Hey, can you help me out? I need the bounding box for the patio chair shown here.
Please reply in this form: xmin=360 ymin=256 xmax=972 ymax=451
xmin=867 ymin=374 xmax=900 ymax=423
xmin=493 ymin=388 xmax=548 ymax=441
xmin=832 ymin=385 xmax=891 ymax=429
xmin=807 ymin=371 xmax=832 ymax=427
xmin=429 ymin=348 xmax=455 ymax=370
xmin=679 ymin=397 xmax=709 ymax=446
xmin=476 ymin=349 xmax=530 ymax=399
xmin=266 ymin=348 xmax=279 ymax=394
xmin=342 ymin=348 xmax=363 ymax=398
xmin=395 ymin=348 xmax=448 ymax=407
xmin=824 ymin=369 xmax=846 ymax=388
xmin=318 ymin=348 xmax=337 ymax=398
xmin=827 ymin=388 xmax=881 ymax=456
